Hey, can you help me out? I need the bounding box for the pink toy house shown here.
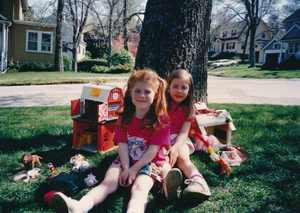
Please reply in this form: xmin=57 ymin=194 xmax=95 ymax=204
xmin=71 ymin=85 xmax=123 ymax=152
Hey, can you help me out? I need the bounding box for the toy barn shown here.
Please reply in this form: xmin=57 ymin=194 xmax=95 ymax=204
xmin=71 ymin=85 xmax=123 ymax=152
xmin=193 ymin=102 xmax=236 ymax=144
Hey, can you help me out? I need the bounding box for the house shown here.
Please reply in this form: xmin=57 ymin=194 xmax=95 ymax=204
xmin=262 ymin=30 xmax=288 ymax=65
xmin=279 ymin=8 xmax=300 ymax=63
xmin=62 ymin=21 xmax=86 ymax=61
xmin=212 ymin=18 xmax=272 ymax=63
xmin=0 ymin=0 xmax=56 ymax=73
xmin=262 ymin=9 xmax=300 ymax=66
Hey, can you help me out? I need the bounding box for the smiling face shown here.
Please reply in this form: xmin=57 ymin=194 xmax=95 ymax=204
xmin=169 ymin=77 xmax=190 ymax=105
xmin=131 ymin=81 xmax=156 ymax=118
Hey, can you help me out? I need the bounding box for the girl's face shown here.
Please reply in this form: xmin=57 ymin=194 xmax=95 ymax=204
xmin=131 ymin=81 xmax=156 ymax=117
xmin=169 ymin=77 xmax=189 ymax=105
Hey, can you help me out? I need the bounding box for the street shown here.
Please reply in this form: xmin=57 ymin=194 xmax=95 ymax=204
xmin=0 ymin=76 xmax=300 ymax=107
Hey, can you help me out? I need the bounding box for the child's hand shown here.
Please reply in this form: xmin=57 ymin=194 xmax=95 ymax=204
xmin=119 ymin=168 xmax=138 ymax=187
xmin=166 ymin=146 xmax=179 ymax=167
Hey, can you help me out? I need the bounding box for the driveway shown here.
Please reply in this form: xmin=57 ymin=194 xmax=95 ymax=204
xmin=0 ymin=76 xmax=300 ymax=107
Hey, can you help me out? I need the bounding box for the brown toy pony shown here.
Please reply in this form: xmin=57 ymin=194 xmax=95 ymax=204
xmin=21 ymin=153 xmax=42 ymax=171
xmin=217 ymin=153 xmax=231 ymax=176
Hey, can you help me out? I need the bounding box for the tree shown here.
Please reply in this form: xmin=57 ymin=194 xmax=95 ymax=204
xmin=54 ymin=0 xmax=64 ymax=71
xmin=65 ymin=0 xmax=94 ymax=72
xmin=135 ymin=0 xmax=213 ymax=104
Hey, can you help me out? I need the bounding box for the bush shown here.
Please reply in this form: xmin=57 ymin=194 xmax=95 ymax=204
xmin=209 ymin=51 xmax=237 ymax=60
xmin=110 ymin=49 xmax=134 ymax=66
xmin=77 ymin=58 xmax=108 ymax=71
xmin=91 ymin=64 xmax=132 ymax=74
xmin=108 ymin=64 xmax=132 ymax=74
xmin=91 ymin=65 xmax=109 ymax=73
xmin=285 ymin=55 xmax=300 ymax=70
xmin=8 ymin=61 xmax=54 ymax=72
xmin=85 ymin=50 xmax=92 ymax=58
xmin=63 ymin=55 xmax=72 ymax=71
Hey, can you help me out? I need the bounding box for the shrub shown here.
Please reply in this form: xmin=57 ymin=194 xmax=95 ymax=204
xmin=8 ymin=61 xmax=54 ymax=72
xmin=85 ymin=50 xmax=92 ymax=58
xmin=108 ymin=64 xmax=132 ymax=74
xmin=110 ymin=49 xmax=134 ymax=66
xmin=63 ymin=55 xmax=72 ymax=71
xmin=77 ymin=58 xmax=108 ymax=71
xmin=91 ymin=65 xmax=109 ymax=73
xmin=285 ymin=55 xmax=300 ymax=70
xmin=261 ymin=63 xmax=277 ymax=70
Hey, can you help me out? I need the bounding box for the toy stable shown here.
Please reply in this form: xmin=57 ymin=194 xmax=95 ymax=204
xmin=71 ymin=85 xmax=123 ymax=152
xmin=193 ymin=102 xmax=236 ymax=145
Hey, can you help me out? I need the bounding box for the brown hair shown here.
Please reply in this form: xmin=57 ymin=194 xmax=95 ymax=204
xmin=117 ymin=69 xmax=168 ymax=129
xmin=166 ymin=69 xmax=195 ymax=119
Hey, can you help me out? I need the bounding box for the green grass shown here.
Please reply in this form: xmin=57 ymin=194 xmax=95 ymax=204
xmin=1 ymin=104 xmax=299 ymax=212
xmin=208 ymin=64 xmax=300 ymax=78
xmin=0 ymin=71 xmax=131 ymax=86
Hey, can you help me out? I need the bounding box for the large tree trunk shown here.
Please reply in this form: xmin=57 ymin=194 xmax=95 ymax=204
xmin=54 ymin=0 xmax=64 ymax=72
xmin=135 ymin=0 xmax=212 ymax=104
xmin=123 ymin=0 xmax=129 ymax=51
xmin=248 ymin=20 xmax=256 ymax=67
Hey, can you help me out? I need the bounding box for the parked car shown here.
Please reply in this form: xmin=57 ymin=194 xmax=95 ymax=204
xmin=210 ymin=59 xmax=239 ymax=68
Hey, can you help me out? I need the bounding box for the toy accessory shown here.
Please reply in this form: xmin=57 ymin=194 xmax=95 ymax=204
xmin=84 ymin=173 xmax=98 ymax=187
xmin=70 ymin=154 xmax=93 ymax=173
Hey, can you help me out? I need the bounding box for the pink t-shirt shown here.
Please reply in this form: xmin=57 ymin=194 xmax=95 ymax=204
xmin=169 ymin=102 xmax=194 ymax=135
xmin=113 ymin=114 xmax=170 ymax=167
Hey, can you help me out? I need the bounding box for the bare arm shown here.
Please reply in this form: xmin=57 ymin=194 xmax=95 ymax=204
xmin=119 ymin=145 xmax=160 ymax=187
xmin=167 ymin=121 xmax=191 ymax=167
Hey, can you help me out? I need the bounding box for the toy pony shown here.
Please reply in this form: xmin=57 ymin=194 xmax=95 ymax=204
xmin=21 ymin=153 xmax=42 ymax=171
xmin=84 ymin=173 xmax=98 ymax=187
xmin=70 ymin=154 xmax=93 ymax=173
xmin=217 ymin=153 xmax=231 ymax=176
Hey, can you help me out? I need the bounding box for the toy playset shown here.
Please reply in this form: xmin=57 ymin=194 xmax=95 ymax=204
xmin=71 ymin=85 xmax=123 ymax=152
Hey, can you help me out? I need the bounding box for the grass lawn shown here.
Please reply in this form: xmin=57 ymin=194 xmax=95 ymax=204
xmin=0 ymin=71 xmax=131 ymax=86
xmin=1 ymin=104 xmax=299 ymax=212
xmin=208 ymin=64 xmax=300 ymax=79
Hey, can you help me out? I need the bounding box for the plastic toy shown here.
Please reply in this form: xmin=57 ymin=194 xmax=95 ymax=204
xmin=84 ymin=173 xmax=98 ymax=187
xmin=13 ymin=168 xmax=41 ymax=182
xmin=70 ymin=154 xmax=93 ymax=173
xmin=189 ymin=130 xmax=231 ymax=176
xmin=21 ymin=153 xmax=42 ymax=171
xmin=48 ymin=162 xmax=56 ymax=173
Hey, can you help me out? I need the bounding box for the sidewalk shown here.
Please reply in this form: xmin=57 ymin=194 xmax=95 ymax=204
xmin=1 ymin=76 xmax=300 ymax=107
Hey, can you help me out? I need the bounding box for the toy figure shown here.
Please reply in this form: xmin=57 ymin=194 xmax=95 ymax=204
xmin=217 ymin=153 xmax=231 ymax=176
xmin=21 ymin=153 xmax=42 ymax=171
xmin=49 ymin=163 xmax=56 ymax=173
xmin=84 ymin=173 xmax=98 ymax=187
xmin=70 ymin=154 xmax=93 ymax=173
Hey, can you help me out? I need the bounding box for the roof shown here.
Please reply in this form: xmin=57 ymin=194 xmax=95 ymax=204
xmin=280 ymin=25 xmax=300 ymax=41
xmin=255 ymin=39 xmax=270 ymax=48
xmin=283 ymin=8 xmax=300 ymax=23
xmin=221 ymin=20 xmax=247 ymax=30
xmin=261 ymin=38 xmax=288 ymax=51
xmin=13 ymin=20 xmax=56 ymax=28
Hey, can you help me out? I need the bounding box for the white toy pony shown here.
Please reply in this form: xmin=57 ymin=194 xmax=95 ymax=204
xmin=70 ymin=154 xmax=93 ymax=173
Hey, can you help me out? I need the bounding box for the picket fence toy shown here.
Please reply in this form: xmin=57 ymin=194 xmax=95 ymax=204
xmin=71 ymin=84 xmax=123 ymax=152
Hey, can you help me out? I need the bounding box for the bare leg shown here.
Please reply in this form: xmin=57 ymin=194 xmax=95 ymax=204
xmin=127 ymin=174 xmax=155 ymax=213
xmin=177 ymin=144 xmax=199 ymax=178
xmin=85 ymin=164 xmax=121 ymax=205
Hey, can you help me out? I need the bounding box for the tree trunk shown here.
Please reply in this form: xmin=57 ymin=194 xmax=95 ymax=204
xmin=123 ymin=0 xmax=129 ymax=51
xmin=108 ymin=6 xmax=113 ymax=68
xmin=248 ymin=20 xmax=256 ymax=67
xmin=241 ymin=26 xmax=249 ymax=63
xmin=54 ymin=0 xmax=64 ymax=72
xmin=135 ymin=0 xmax=212 ymax=104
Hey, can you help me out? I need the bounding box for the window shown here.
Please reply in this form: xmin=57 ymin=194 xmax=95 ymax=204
xmin=231 ymin=29 xmax=236 ymax=36
xmin=273 ymin=43 xmax=278 ymax=49
xmin=262 ymin=31 xmax=266 ymax=38
xmin=222 ymin=31 xmax=227 ymax=38
xmin=26 ymin=30 xmax=53 ymax=53
xmin=289 ymin=42 xmax=299 ymax=54
xmin=63 ymin=43 xmax=68 ymax=52
xmin=226 ymin=42 xmax=235 ymax=50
